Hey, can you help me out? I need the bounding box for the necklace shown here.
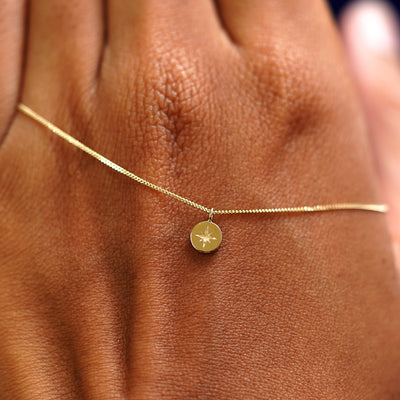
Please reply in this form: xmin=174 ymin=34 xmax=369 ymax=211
xmin=17 ymin=103 xmax=388 ymax=253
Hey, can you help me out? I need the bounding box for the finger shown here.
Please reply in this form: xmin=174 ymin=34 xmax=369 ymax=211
xmin=341 ymin=1 xmax=400 ymax=268
xmin=214 ymin=0 xmax=337 ymax=48
xmin=23 ymin=0 xmax=104 ymax=103
xmin=106 ymin=0 xmax=227 ymax=52
xmin=0 ymin=0 xmax=26 ymax=144
xmin=96 ymin=0 xmax=235 ymax=185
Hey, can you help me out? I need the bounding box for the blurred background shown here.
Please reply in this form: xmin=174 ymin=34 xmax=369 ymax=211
xmin=329 ymin=0 xmax=400 ymax=17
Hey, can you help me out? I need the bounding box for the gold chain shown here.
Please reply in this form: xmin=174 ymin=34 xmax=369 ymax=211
xmin=17 ymin=103 xmax=388 ymax=217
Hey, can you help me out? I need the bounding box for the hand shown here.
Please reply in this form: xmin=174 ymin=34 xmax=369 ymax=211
xmin=1 ymin=1 xmax=400 ymax=398
xmin=341 ymin=0 xmax=400 ymax=271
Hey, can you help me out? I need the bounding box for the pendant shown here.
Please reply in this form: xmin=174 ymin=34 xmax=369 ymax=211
xmin=190 ymin=220 xmax=222 ymax=253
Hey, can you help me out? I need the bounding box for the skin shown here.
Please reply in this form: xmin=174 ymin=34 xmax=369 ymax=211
xmin=341 ymin=0 xmax=400 ymax=269
xmin=0 ymin=0 xmax=400 ymax=398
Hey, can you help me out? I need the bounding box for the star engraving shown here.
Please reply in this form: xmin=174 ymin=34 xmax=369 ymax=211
xmin=195 ymin=226 xmax=217 ymax=249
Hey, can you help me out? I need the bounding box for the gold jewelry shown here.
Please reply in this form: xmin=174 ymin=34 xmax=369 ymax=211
xmin=17 ymin=103 xmax=388 ymax=253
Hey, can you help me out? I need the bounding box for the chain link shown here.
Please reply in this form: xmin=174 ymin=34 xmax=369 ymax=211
xmin=17 ymin=104 xmax=388 ymax=217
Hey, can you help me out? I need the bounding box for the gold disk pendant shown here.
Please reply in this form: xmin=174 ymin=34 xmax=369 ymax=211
xmin=190 ymin=221 xmax=222 ymax=253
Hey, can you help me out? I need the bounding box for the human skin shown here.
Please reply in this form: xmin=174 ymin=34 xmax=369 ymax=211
xmin=341 ymin=0 xmax=400 ymax=270
xmin=0 ymin=0 xmax=400 ymax=399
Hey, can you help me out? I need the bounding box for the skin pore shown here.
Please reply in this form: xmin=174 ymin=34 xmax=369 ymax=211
xmin=1 ymin=0 xmax=400 ymax=398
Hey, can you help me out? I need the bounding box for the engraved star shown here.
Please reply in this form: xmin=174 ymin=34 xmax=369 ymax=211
xmin=195 ymin=226 xmax=217 ymax=249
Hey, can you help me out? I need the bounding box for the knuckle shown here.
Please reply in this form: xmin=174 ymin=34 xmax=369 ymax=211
xmin=246 ymin=42 xmax=354 ymax=137
xmin=127 ymin=49 xmax=209 ymax=148
xmin=96 ymin=47 xmax=214 ymax=185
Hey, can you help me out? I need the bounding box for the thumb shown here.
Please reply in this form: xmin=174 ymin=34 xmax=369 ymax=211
xmin=341 ymin=0 xmax=400 ymax=269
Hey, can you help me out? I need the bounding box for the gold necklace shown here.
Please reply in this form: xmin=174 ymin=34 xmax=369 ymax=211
xmin=17 ymin=103 xmax=388 ymax=253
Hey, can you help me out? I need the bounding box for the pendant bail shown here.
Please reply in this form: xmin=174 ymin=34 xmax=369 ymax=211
xmin=208 ymin=208 xmax=215 ymax=221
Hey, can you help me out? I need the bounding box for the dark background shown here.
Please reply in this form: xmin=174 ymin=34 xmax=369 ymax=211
xmin=329 ymin=0 xmax=400 ymax=17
